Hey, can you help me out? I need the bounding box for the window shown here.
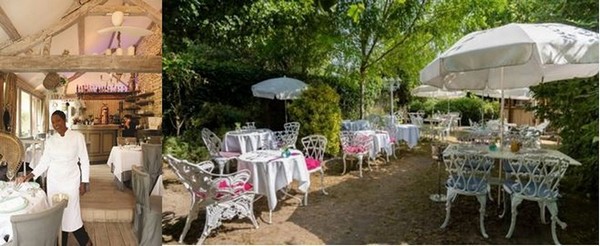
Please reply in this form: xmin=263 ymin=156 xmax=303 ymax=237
xmin=16 ymin=89 xmax=43 ymax=138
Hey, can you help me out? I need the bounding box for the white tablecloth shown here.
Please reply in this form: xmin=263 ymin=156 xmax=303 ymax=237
xmin=394 ymin=124 xmax=420 ymax=149
xmin=0 ymin=182 xmax=49 ymax=243
xmin=342 ymin=120 xmax=371 ymax=131
xmin=354 ymin=130 xmax=392 ymax=159
xmin=224 ymin=129 xmax=274 ymax=154
xmin=107 ymin=145 xmax=142 ymax=182
xmin=237 ymin=149 xmax=310 ymax=212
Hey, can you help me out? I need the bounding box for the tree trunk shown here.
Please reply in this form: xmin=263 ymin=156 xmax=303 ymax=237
xmin=359 ymin=69 xmax=366 ymax=119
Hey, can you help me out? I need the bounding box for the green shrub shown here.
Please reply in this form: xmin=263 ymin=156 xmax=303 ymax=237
xmin=288 ymin=84 xmax=342 ymax=156
xmin=408 ymin=96 xmax=499 ymax=125
xmin=163 ymin=136 xmax=210 ymax=162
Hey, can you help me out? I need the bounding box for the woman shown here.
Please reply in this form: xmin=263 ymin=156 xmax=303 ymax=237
xmin=17 ymin=110 xmax=92 ymax=246
xmin=121 ymin=114 xmax=137 ymax=138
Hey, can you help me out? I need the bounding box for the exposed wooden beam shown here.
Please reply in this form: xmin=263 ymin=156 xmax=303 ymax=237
xmin=0 ymin=0 xmax=108 ymax=56
xmin=68 ymin=72 xmax=86 ymax=82
xmin=88 ymin=5 xmax=146 ymax=16
xmin=0 ymin=55 xmax=161 ymax=73
xmin=125 ymin=0 xmax=162 ymax=29
xmin=0 ymin=6 xmax=21 ymax=40
xmin=77 ymin=19 xmax=85 ymax=55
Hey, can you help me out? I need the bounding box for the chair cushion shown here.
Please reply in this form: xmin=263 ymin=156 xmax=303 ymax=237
xmin=343 ymin=146 xmax=366 ymax=154
xmin=305 ymin=157 xmax=321 ymax=170
xmin=193 ymin=180 xmax=253 ymax=200
xmin=389 ymin=137 xmax=396 ymax=143
xmin=503 ymin=180 xmax=558 ymax=198
xmin=446 ymin=176 xmax=488 ymax=193
xmin=219 ymin=151 xmax=241 ymax=158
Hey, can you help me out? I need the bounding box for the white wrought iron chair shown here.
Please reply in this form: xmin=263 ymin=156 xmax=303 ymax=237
xmin=273 ymin=130 xmax=297 ymax=149
xmin=432 ymin=116 xmax=454 ymax=141
xmin=503 ymin=155 xmax=569 ymax=245
xmin=201 ymin=128 xmax=240 ymax=174
xmin=164 ymin=155 xmax=214 ymax=243
xmin=301 ymin=134 xmax=328 ymax=205
xmin=441 ymin=147 xmax=494 ymax=238
xmin=163 ymin=155 xmax=259 ymax=244
xmin=283 ymin=122 xmax=300 ymax=148
xmin=340 ymin=131 xmax=373 ymax=178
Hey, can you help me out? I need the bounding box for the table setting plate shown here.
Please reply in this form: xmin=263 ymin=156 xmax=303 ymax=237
xmin=0 ymin=196 xmax=29 ymax=213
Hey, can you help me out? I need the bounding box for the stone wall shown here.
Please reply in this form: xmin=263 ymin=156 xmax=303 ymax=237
xmin=136 ymin=24 xmax=162 ymax=117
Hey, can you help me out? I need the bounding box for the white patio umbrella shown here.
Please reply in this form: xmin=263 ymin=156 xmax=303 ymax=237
xmin=473 ymin=88 xmax=533 ymax=101
xmin=251 ymin=76 xmax=308 ymax=122
xmin=420 ymin=23 xmax=599 ymax=147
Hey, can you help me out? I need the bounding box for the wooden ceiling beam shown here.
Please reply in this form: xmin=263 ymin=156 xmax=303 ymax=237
xmin=125 ymin=0 xmax=162 ymax=29
xmin=77 ymin=18 xmax=85 ymax=55
xmin=88 ymin=5 xmax=146 ymax=16
xmin=0 ymin=6 xmax=21 ymax=40
xmin=0 ymin=55 xmax=161 ymax=73
xmin=0 ymin=0 xmax=108 ymax=56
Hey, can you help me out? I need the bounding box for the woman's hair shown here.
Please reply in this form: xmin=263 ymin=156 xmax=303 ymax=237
xmin=52 ymin=110 xmax=67 ymax=121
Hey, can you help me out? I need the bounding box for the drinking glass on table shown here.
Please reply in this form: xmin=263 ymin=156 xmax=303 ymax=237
xmin=6 ymin=169 xmax=15 ymax=182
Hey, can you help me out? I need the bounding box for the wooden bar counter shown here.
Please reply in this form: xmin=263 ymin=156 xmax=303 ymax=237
xmin=71 ymin=124 xmax=119 ymax=164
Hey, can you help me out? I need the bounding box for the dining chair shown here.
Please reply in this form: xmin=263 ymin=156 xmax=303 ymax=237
xmin=283 ymin=122 xmax=300 ymax=147
xmin=301 ymin=134 xmax=329 ymax=205
xmin=163 ymin=155 xmax=258 ymax=244
xmin=131 ymin=165 xmax=162 ymax=246
xmin=340 ymin=131 xmax=373 ymax=178
xmin=7 ymin=199 xmax=67 ymax=246
xmin=273 ymin=130 xmax=296 ymax=149
xmin=164 ymin=155 xmax=214 ymax=243
xmin=503 ymin=155 xmax=569 ymax=245
xmin=201 ymin=128 xmax=240 ymax=175
xmin=441 ymin=148 xmax=494 ymax=238
xmin=141 ymin=143 xmax=162 ymax=192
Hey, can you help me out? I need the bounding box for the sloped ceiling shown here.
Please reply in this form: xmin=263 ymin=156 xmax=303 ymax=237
xmin=0 ymin=0 xmax=161 ymax=93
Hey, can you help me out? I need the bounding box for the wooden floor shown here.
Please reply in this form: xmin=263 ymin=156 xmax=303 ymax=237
xmin=81 ymin=165 xmax=135 ymax=222
xmin=65 ymin=164 xmax=138 ymax=245
xmin=66 ymin=222 xmax=137 ymax=246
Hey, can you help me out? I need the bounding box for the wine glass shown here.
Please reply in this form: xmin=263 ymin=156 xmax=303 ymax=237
xmin=6 ymin=169 xmax=15 ymax=183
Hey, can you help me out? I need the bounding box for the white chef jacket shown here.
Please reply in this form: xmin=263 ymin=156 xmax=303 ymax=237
xmin=32 ymin=129 xmax=90 ymax=232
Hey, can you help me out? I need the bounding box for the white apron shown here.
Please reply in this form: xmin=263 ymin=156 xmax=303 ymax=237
xmin=32 ymin=129 xmax=90 ymax=232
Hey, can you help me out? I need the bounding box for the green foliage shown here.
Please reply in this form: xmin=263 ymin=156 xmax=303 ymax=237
xmin=163 ymin=136 xmax=209 ymax=163
xmin=408 ymin=96 xmax=499 ymax=125
xmin=192 ymin=103 xmax=251 ymax=137
xmin=288 ymin=84 xmax=342 ymax=156
xmin=527 ymin=77 xmax=599 ymax=197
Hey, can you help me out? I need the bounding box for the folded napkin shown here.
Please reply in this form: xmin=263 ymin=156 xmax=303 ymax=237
xmin=0 ymin=196 xmax=28 ymax=213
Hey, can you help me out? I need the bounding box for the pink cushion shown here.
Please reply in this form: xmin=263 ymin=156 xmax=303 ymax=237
xmin=194 ymin=179 xmax=253 ymax=200
xmin=305 ymin=157 xmax=321 ymax=170
xmin=390 ymin=137 xmax=396 ymax=143
xmin=343 ymin=146 xmax=366 ymax=153
xmin=220 ymin=151 xmax=241 ymax=158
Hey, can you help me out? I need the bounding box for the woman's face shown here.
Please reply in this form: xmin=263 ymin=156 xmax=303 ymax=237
xmin=51 ymin=114 xmax=67 ymax=134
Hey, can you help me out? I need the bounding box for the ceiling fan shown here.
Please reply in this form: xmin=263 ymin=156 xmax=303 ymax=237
xmin=97 ymin=11 xmax=153 ymax=37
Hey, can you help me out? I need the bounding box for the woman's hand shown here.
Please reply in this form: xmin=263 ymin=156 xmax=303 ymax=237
xmin=79 ymin=183 xmax=87 ymax=196
xmin=15 ymin=173 xmax=33 ymax=184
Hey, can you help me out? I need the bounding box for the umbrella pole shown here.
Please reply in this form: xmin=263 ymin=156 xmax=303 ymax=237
xmin=284 ymin=100 xmax=288 ymax=123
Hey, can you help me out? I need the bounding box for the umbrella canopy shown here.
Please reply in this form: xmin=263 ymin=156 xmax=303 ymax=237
xmin=473 ymin=88 xmax=533 ymax=100
xmin=412 ymin=85 xmax=466 ymax=99
xmin=421 ymin=23 xmax=598 ymax=90
xmin=420 ymin=22 xmax=599 ymax=146
xmin=251 ymin=77 xmax=308 ymax=100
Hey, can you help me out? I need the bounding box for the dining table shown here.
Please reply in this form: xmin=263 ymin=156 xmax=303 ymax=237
xmin=223 ymin=128 xmax=275 ymax=154
xmin=353 ymin=130 xmax=393 ymax=160
xmin=392 ymin=124 xmax=420 ymax=149
xmin=443 ymin=143 xmax=581 ymax=205
xmin=236 ymin=149 xmax=310 ymax=223
xmin=106 ymin=145 xmax=142 ymax=190
xmin=0 ymin=181 xmax=49 ymax=244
